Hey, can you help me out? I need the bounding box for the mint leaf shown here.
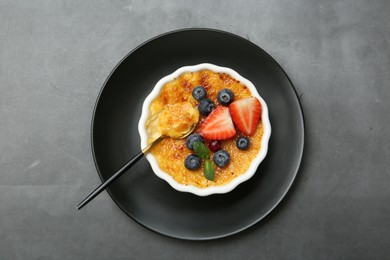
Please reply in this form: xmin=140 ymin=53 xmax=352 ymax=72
xmin=193 ymin=141 xmax=210 ymax=160
xmin=204 ymin=159 xmax=215 ymax=181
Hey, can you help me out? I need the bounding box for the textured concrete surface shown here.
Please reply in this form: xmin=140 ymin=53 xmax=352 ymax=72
xmin=1 ymin=0 xmax=389 ymax=259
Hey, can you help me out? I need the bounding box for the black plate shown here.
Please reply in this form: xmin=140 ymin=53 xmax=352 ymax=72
xmin=92 ymin=28 xmax=304 ymax=240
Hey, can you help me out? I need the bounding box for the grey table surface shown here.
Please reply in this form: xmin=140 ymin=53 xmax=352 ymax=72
xmin=1 ymin=0 xmax=389 ymax=259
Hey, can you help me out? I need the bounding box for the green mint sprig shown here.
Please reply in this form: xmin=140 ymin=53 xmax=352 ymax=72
xmin=193 ymin=141 xmax=210 ymax=160
xmin=193 ymin=141 xmax=214 ymax=180
xmin=203 ymin=159 xmax=215 ymax=181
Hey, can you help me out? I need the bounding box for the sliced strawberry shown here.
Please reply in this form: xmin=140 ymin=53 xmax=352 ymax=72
xmin=229 ymin=97 xmax=262 ymax=136
xmin=199 ymin=106 xmax=236 ymax=140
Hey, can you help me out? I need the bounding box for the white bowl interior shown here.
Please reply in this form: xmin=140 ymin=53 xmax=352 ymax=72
xmin=138 ymin=63 xmax=271 ymax=196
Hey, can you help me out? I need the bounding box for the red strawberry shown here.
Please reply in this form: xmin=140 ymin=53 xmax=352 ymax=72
xmin=199 ymin=106 xmax=236 ymax=140
xmin=229 ymin=97 xmax=262 ymax=136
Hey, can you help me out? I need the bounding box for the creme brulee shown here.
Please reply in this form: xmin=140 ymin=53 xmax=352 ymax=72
xmin=145 ymin=70 xmax=264 ymax=188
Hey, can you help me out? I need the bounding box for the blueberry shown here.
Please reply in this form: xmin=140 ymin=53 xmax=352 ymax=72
xmin=192 ymin=86 xmax=207 ymax=101
xmin=184 ymin=154 xmax=202 ymax=170
xmin=186 ymin=134 xmax=204 ymax=150
xmin=236 ymin=136 xmax=250 ymax=150
xmin=217 ymin=89 xmax=234 ymax=105
xmin=213 ymin=150 xmax=230 ymax=168
xmin=198 ymin=98 xmax=215 ymax=116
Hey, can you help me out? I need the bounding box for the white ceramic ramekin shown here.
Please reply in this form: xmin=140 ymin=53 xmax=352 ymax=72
xmin=138 ymin=63 xmax=271 ymax=196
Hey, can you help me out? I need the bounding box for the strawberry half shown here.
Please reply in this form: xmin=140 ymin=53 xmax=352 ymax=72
xmin=199 ymin=106 xmax=236 ymax=140
xmin=229 ymin=97 xmax=262 ymax=136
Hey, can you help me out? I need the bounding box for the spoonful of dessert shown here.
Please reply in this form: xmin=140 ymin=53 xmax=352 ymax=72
xmin=77 ymin=102 xmax=199 ymax=210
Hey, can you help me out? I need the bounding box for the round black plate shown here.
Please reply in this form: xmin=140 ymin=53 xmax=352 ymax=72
xmin=92 ymin=28 xmax=304 ymax=240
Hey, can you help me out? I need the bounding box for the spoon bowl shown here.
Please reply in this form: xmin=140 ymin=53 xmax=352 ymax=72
xmin=142 ymin=123 xmax=196 ymax=153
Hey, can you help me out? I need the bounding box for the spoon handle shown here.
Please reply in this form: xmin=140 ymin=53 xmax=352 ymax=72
xmin=77 ymin=136 xmax=163 ymax=210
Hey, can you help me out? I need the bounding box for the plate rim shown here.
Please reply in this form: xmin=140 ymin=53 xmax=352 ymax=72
xmin=90 ymin=27 xmax=306 ymax=240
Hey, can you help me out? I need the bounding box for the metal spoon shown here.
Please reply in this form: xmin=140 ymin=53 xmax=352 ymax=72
xmin=77 ymin=124 xmax=196 ymax=210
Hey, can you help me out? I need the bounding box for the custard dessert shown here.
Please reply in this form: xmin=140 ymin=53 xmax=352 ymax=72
xmin=145 ymin=69 xmax=264 ymax=188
